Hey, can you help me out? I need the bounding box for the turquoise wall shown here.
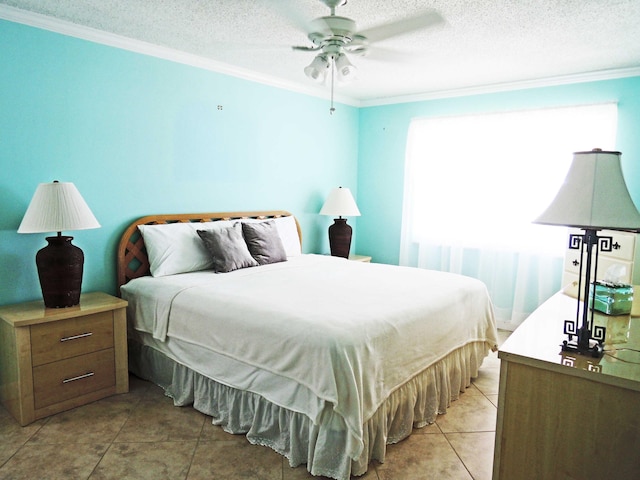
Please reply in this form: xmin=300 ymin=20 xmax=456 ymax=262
xmin=356 ymin=77 xmax=640 ymax=277
xmin=2 ymin=17 xmax=640 ymax=307
xmin=0 ymin=20 xmax=359 ymax=305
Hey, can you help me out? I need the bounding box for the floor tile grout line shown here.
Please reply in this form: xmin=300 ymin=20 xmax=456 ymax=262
xmin=442 ymin=430 xmax=476 ymax=480
xmin=183 ymin=413 xmax=209 ymax=480
xmin=86 ymin=439 xmax=115 ymax=479
xmin=88 ymin=386 xmax=147 ymax=479
xmin=440 ymin=378 xmax=497 ymax=479
xmin=0 ymin=409 xmax=52 ymax=471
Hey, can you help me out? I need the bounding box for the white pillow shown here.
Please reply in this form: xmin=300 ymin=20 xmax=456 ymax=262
xmin=273 ymin=215 xmax=302 ymax=256
xmin=138 ymin=220 xmax=233 ymax=277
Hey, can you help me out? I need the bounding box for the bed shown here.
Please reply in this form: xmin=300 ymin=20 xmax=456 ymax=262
xmin=117 ymin=210 xmax=498 ymax=479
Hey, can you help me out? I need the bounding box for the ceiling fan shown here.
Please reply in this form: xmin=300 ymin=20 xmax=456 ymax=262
xmin=291 ymin=0 xmax=444 ymax=111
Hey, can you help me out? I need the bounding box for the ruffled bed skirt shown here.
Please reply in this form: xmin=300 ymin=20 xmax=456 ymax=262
xmin=128 ymin=339 xmax=491 ymax=479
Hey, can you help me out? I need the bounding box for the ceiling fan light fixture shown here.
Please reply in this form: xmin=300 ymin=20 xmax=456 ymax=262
xmin=335 ymin=53 xmax=357 ymax=82
xmin=304 ymin=54 xmax=330 ymax=82
xmin=292 ymin=1 xmax=446 ymax=113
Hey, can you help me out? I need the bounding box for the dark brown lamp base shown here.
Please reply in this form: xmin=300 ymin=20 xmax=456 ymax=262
xmin=328 ymin=218 xmax=352 ymax=258
xmin=36 ymin=235 xmax=84 ymax=308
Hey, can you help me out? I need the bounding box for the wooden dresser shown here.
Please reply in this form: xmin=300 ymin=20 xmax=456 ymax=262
xmin=0 ymin=292 xmax=128 ymax=425
xmin=493 ymin=289 xmax=640 ymax=479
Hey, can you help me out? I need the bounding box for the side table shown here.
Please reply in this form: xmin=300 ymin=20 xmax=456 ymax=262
xmin=0 ymin=292 xmax=128 ymax=425
xmin=348 ymin=254 xmax=372 ymax=263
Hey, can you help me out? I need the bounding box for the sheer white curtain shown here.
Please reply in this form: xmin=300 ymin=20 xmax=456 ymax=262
xmin=400 ymin=103 xmax=618 ymax=330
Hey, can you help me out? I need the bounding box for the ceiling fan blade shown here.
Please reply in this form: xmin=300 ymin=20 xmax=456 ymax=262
xmin=359 ymin=10 xmax=445 ymax=43
xmin=362 ymin=46 xmax=415 ymax=62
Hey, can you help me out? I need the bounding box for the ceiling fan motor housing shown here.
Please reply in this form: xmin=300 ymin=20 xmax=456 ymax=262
xmin=309 ymin=16 xmax=357 ymax=46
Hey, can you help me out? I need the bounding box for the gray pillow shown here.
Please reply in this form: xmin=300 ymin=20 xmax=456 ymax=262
xmin=242 ymin=220 xmax=288 ymax=265
xmin=197 ymin=223 xmax=258 ymax=273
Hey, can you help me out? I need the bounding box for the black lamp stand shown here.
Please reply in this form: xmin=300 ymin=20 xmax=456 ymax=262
xmin=328 ymin=217 xmax=352 ymax=258
xmin=561 ymin=228 xmax=611 ymax=358
xmin=36 ymin=232 xmax=85 ymax=308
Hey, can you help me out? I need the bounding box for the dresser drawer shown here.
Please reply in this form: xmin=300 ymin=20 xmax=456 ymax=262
xmin=564 ymin=255 xmax=634 ymax=283
xmin=32 ymin=348 xmax=116 ymax=410
xmin=562 ymin=229 xmax=636 ymax=298
xmin=566 ymin=229 xmax=636 ymax=264
xmin=30 ymin=311 xmax=114 ymax=366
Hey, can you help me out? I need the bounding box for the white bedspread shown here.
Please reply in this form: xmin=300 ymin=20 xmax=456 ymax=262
xmin=122 ymin=254 xmax=497 ymax=459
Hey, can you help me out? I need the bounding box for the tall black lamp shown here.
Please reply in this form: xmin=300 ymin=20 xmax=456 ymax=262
xmin=320 ymin=186 xmax=361 ymax=258
xmin=534 ymin=149 xmax=640 ymax=357
xmin=18 ymin=181 xmax=100 ymax=308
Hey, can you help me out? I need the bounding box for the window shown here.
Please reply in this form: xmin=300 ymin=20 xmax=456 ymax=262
xmin=400 ymin=103 xmax=618 ymax=329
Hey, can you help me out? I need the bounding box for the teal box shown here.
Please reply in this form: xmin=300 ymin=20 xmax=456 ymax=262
xmin=589 ymin=281 xmax=633 ymax=315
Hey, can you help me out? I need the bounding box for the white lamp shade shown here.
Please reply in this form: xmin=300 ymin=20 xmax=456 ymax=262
xmin=18 ymin=181 xmax=101 ymax=234
xmin=320 ymin=187 xmax=361 ymax=217
xmin=534 ymin=150 xmax=640 ymax=232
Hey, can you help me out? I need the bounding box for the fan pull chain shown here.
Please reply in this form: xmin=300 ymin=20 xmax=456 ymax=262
xmin=329 ymin=56 xmax=336 ymax=115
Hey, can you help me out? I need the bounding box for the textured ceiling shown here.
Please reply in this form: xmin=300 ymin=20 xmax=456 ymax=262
xmin=2 ymin=0 xmax=640 ymax=105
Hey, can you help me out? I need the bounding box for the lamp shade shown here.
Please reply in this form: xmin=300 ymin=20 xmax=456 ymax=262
xmin=534 ymin=150 xmax=640 ymax=232
xmin=18 ymin=181 xmax=100 ymax=234
xmin=320 ymin=187 xmax=361 ymax=217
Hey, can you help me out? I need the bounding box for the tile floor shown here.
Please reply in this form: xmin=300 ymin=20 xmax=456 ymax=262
xmin=0 ymin=331 xmax=510 ymax=480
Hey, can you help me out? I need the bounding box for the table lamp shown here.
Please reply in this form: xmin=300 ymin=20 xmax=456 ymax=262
xmin=18 ymin=181 xmax=100 ymax=308
xmin=320 ymin=186 xmax=361 ymax=258
xmin=534 ymin=149 xmax=640 ymax=357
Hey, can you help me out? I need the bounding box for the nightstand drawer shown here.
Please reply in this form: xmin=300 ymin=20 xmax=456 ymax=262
xmin=32 ymin=348 xmax=116 ymax=410
xmin=30 ymin=311 xmax=114 ymax=366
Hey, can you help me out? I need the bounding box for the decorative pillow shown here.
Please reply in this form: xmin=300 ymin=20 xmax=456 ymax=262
xmin=241 ymin=220 xmax=287 ymax=265
xmin=138 ymin=222 xmax=227 ymax=277
xmin=242 ymin=215 xmax=301 ymax=257
xmin=197 ymin=223 xmax=258 ymax=273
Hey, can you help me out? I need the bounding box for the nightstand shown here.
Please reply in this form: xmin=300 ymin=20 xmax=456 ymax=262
xmin=0 ymin=292 xmax=128 ymax=425
xmin=349 ymin=254 xmax=372 ymax=263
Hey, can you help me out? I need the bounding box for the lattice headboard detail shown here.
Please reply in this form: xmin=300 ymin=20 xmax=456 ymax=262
xmin=116 ymin=210 xmax=301 ymax=293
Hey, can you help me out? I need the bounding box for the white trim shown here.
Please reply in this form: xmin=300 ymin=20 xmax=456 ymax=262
xmin=0 ymin=4 xmax=358 ymax=107
xmin=2 ymin=4 xmax=639 ymax=108
xmin=360 ymin=67 xmax=640 ymax=107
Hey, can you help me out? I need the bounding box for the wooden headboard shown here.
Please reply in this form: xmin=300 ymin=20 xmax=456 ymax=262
xmin=116 ymin=210 xmax=301 ymax=293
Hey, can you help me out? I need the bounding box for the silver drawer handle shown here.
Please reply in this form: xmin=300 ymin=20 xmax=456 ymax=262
xmin=62 ymin=372 xmax=94 ymax=384
xmin=60 ymin=332 xmax=93 ymax=342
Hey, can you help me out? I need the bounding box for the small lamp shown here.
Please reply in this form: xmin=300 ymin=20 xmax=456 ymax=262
xmin=320 ymin=186 xmax=361 ymax=258
xmin=534 ymin=149 xmax=640 ymax=357
xmin=18 ymin=181 xmax=100 ymax=308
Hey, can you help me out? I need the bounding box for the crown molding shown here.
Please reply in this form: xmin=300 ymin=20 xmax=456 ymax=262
xmin=360 ymin=66 xmax=640 ymax=107
xmin=0 ymin=4 xmax=359 ymax=107
xmin=2 ymin=4 xmax=638 ymax=109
